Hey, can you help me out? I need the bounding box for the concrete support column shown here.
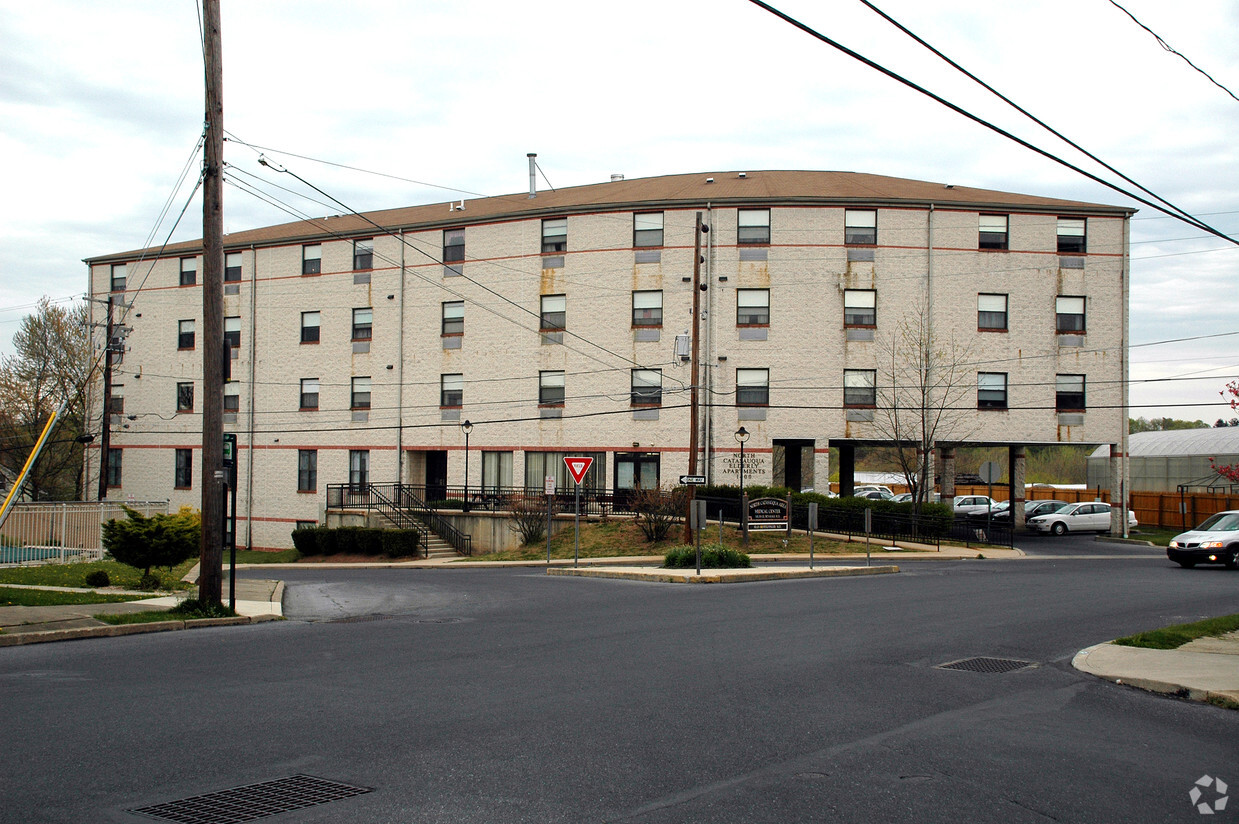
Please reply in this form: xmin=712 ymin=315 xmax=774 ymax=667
xmin=939 ymin=446 xmax=956 ymax=499
xmin=1009 ymin=445 xmax=1027 ymax=529
xmin=1109 ymin=445 xmax=1126 ymax=536
xmin=838 ymin=443 xmax=856 ymax=497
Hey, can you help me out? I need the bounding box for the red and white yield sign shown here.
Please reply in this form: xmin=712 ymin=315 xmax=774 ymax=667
xmin=563 ymin=456 xmax=594 ymax=485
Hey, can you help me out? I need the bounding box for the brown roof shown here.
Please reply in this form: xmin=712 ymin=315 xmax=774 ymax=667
xmin=87 ymin=169 xmax=1133 ymax=263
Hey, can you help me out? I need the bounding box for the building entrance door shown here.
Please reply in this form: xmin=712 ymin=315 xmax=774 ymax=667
xmin=426 ymin=451 xmax=448 ymax=501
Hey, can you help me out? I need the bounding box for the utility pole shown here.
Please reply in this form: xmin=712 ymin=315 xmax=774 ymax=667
xmin=96 ymin=298 xmax=114 ymax=501
xmin=685 ymin=212 xmax=705 ymax=543
xmin=199 ymin=0 xmax=225 ymax=606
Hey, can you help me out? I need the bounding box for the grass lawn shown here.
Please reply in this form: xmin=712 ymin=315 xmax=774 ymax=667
xmin=0 ymin=586 xmax=147 ymax=607
xmin=1114 ymin=614 xmax=1239 ymax=650
xmin=1128 ymin=526 xmax=1181 ymax=546
xmin=231 ymin=548 xmax=300 ymax=564
xmin=465 ymin=518 xmax=899 ymax=562
xmin=0 ymin=560 xmax=196 ymax=592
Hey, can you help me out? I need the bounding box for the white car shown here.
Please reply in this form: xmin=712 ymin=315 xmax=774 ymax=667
xmin=953 ymin=495 xmax=1000 ymax=517
xmin=1167 ymin=511 xmax=1239 ymax=568
xmin=1027 ymin=502 xmax=1138 ymax=535
xmin=855 ymin=485 xmax=894 ymax=496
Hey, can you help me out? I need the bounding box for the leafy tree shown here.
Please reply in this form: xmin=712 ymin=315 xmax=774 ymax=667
xmin=871 ymin=301 xmax=975 ymax=507
xmin=631 ymin=485 xmax=688 ymax=542
xmin=1211 ymin=382 xmax=1239 ymax=482
xmin=0 ymin=298 xmax=91 ymax=500
xmin=1130 ymin=416 xmax=1209 ymax=433
xmin=102 ymin=506 xmax=201 ymax=586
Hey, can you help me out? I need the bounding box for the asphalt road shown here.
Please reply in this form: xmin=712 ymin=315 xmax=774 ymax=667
xmin=1 ymin=550 xmax=1235 ymax=824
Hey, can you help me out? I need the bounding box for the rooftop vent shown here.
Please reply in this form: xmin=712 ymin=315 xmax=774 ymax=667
xmin=738 ymin=172 xmax=747 ymax=178
xmin=705 ymin=177 xmax=714 ymax=184
xmin=610 ymin=174 xmax=624 ymax=182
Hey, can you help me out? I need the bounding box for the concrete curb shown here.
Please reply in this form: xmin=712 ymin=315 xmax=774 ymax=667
xmin=1072 ymin=642 xmax=1239 ymax=707
xmin=0 ymin=613 xmax=283 ymax=647
xmin=546 ymin=565 xmax=900 ymax=584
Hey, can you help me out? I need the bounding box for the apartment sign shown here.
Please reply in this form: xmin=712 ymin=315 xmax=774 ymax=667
xmin=747 ymin=497 xmax=788 ymax=531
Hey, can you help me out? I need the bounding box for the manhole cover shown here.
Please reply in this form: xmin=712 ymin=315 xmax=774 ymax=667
xmin=937 ymin=657 xmax=1035 ymax=674
xmin=130 ymin=774 xmax=372 ymax=823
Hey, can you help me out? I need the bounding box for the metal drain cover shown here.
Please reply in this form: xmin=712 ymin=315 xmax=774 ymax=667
xmin=937 ymin=656 xmax=1035 ymax=674
xmin=130 ymin=774 xmax=373 ymax=823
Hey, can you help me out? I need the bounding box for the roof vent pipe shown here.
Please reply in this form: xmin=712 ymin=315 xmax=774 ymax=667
xmin=527 ymin=153 xmax=537 ymax=199
xmin=611 ymin=174 xmax=624 ymax=182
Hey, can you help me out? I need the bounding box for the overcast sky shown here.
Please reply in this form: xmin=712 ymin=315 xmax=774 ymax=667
xmin=2 ymin=0 xmax=1237 ymax=423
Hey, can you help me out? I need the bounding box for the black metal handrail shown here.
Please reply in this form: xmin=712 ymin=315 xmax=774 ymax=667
xmin=327 ymin=483 xmax=473 ymax=556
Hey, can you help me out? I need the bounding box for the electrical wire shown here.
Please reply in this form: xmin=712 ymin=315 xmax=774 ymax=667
xmin=1109 ymin=0 xmax=1239 ymax=103
xmin=744 ymin=0 xmax=1239 ymax=247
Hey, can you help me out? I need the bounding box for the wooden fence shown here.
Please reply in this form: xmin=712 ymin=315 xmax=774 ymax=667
xmin=834 ymin=484 xmax=1234 ymax=530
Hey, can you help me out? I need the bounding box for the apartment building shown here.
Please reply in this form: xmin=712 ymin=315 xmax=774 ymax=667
xmin=85 ymin=170 xmax=1132 ymax=549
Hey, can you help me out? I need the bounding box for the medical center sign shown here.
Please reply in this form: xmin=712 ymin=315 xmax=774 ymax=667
xmin=747 ymin=497 xmax=788 ymax=531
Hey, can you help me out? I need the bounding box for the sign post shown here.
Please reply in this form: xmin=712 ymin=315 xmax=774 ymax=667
xmin=222 ymin=433 xmax=237 ymax=611
xmin=979 ymin=460 xmax=1002 ymax=539
xmin=563 ymin=457 xmax=594 ymax=568
xmin=807 ymin=502 xmax=818 ymax=570
xmin=545 ymin=475 xmax=555 ymax=565
xmin=864 ymin=506 xmax=872 ymax=567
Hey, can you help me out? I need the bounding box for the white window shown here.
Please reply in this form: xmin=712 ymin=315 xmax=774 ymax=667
xmin=845 ymin=209 xmax=877 ymax=245
xmin=351 ymin=376 xmax=371 ymax=409
xmin=542 ymin=218 xmax=567 ymax=253
xmin=1057 ymin=217 xmax=1086 ymax=254
xmin=632 ymin=291 xmax=663 ymax=327
xmin=1056 ymin=296 xmax=1086 ymax=333
xmin=978 ymin=294 xmax=1008 ymax=331
xmin=843 ymin=370 xmax=876 ymax=407
xmin=441 ymin=373 xmax=463 ymax=407
xmin=224 ymin=251 xmax=242 ymax=282
xmin=442 ymin=301 xmax=464 ymax=335
xmin=979 ymin=214 xmax=1008 ymax=250
xmin=978 ymin=372 xmax=1008 ymax=409
xmin=353 ymin=239 xmax=374 ymax=270
xmin=224 ymin=316 xmax=240 ymax=348
xmin=737 ymin=209 xmax=770 ymax=244
xmin=223 ymin=381 xmax=239 ymax=411
xmin=110 ymin=263 xmax=127 ymax=292
xmin=443 ymin=228 xmax=465 ymax=263
xmin=540 ymin=294 xmax=566 ymax=331
xmin=299 ymin=378 xmax=319 ymax=410
xmin=634 ymin=212 xmax=664 ymax=247
xmin=736 ymin=289 xmax=770 ymax=325
xmin=179 ymin=257 xmax=197 ymax=286
xmin=736 ymin=368 xmax=769 ymax=406
xmin=301 ymin=311 xmax=320 ymax=343
xmin=631 ymin=369 xmax=662 ymax=406
xmin=302 ymin=244 xmax=321 ymax=275
xmin=844 ymin=290 xmax=876 ymax=327
xmin=352 ymin=308 xmax=373 ymax=341
xmin=539 ymin=371 xmax=565 ymax=405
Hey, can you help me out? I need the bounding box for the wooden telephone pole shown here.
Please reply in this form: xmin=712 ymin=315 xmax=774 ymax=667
xmin=685 ymin=212 xmax=705 ymax=543
xmin=198 ymin=0 xmax=225 ymax=605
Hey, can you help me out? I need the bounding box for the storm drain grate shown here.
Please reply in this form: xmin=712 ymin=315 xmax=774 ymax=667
xmin=329 ymin=614 xmax=397 ymax=624
xmin=937 ymin=656 xmax=1036 ymax=674
xmin=129 ymin=774 xmax=373 ymax=823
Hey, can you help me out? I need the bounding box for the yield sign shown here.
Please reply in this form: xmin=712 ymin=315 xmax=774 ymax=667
xmin=563 ymin=456 xmax=594 ymax=485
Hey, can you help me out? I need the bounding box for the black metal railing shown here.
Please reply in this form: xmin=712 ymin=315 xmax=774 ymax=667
xmin=411 ymin=485 xmax=638 ymax=518
xmin=326 ymin=483 xmax=473 ymax=556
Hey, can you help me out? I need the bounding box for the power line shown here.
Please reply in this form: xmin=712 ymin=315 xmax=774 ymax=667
xmin=856 ymin=0 xmax=1225 ymax=238
xmin=1109 ymin=0 xmax=1239 ymax=103
xmin=744 ymin=0 xmax=1238 ymax=247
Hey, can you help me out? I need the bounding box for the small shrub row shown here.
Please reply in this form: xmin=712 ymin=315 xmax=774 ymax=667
xmin=291 ymin=526 xmax=421 ymax=557
xmin=84 ymin=570 xmax=111 ymax=588
xmin=663 ymin=544 xmax=752 ymax=569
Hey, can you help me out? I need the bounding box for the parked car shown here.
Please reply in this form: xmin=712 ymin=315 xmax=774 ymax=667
xmin=1027 ymin=502 xmax=1138 ymax=535
xmin=855 ymin=485 xmax=894 ymax=496
xmin=1023 ymin=500 xmax=1069 ymax=520
xmin=965 ymin=500 xmax=1011 ymax=522
xmin=1166 ymin=510 xmax=1239 ymax=569
xmin=953 ymin=495 xmax=1000 ymax=517
xmin=853 ymin=489 xmax=895 ymax=501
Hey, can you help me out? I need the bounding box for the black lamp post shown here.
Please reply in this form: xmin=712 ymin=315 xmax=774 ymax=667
xmin=735 ymin=426 xmax=749 ymax=492
xmin=736 ymin=426 xmax=750 ymax=543
xmin=461 ymin=419 xmax=473 ymax=512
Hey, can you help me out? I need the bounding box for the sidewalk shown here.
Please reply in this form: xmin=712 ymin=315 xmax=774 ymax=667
xmin=0 ymin=577 xmax=283 ymax=647
xmin=1073 ymin=633 xmax=1239 ymax=708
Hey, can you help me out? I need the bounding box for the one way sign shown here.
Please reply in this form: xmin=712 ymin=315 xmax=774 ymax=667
xmin=563 ymin=456 xmax=594 ymax=485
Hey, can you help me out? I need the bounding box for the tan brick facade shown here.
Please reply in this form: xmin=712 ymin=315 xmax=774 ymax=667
xmin=86 ymin=171 xmax=1131 ymax=549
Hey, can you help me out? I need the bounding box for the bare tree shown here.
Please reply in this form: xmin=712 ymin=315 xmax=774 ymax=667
xmin=0 ymin=298 xmax=91 ymax=500
xmin=871 ymin=301 xmax=975 ymax=506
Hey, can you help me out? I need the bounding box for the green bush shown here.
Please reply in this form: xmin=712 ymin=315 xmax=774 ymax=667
xmin=84 ymin=570 xmax=111 ymax=588
xmin=663 ymin=544 xmax=752 ymax=569
xmin=171 ymin=598 xmax=237 ymax=619
xmin=291 ymin=527 xmax=322 ymax=556
xmin=137 ymin=572 xmax=162 ymax=591
xmin=381 ymin=529 xmax=421 ymax=558
xmin=101 ymin=506 xmax=201 ymax=578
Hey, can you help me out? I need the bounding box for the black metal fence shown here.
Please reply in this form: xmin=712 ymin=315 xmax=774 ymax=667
xmin=327 ymin=484 xmax=1014 ymax=552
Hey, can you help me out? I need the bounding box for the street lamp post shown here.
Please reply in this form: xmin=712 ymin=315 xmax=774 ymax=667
xmin=735 ymin=426 xmax=750 ymax=543
xmin=461 ymin=419 xmax=473 ymax=512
